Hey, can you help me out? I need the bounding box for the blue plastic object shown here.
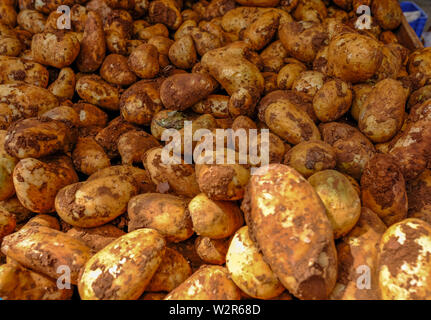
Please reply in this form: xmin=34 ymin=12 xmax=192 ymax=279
xmin=400 ymin=1 xmax=428 ymax=38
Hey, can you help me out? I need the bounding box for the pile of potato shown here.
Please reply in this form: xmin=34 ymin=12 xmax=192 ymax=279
xmin=1 ymin=0 xmax=431 ymax=300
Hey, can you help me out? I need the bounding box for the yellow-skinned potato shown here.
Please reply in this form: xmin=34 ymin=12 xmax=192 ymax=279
xmin=0 ymin=83 xmax=58 ymax=129
xmin=66 ymin=224 xmax=125 ymax=252
xmin=407 ymin=169 xmax=431 ymax=225
xmin=78 ymin=228 xmax=166 ymax=300
xmin=192 ymin=95 xmax=229 ymax=118
xmin=359 ymin=79 xmax=406 ymax=143
xmin=72 ymin=102 xmax=108 ymax=128
xmin=146 ymin=247 xmax=192 ymax=292
xmin=165 ymin=265 xmax=241 ymax=300
xmin=350 ymin=83 xmax=373 ymax=121
xmin=17 ymin=9 xmax=45 ymax=34
xmin=23 ymin=214 xmax=60 ymax=230
xmin=221 ymin=7 xmax=262 ymax=36
xmin=241 ymin=164 xmax=337 ymax=300
xmin=133 ymin=22 xmax=168 ymax=40
xmin=76 ymin=75 xmax=120 ymax=111
xmin=118 ymin=130 xmax=160 ymax=165
xmin=195 ymin=236 xmax=230 ymax=265
xmin=174 ymin=19 xmax=196 ymax=40
xmin=375 ymin=44 xmax=403 ymax=81
xmin=408 ymin=85 xmax=431 ymax=109
xmin=0 ymin=56 xmax=48 ymax=87
xmin=277 ymin=63 xmax=307 ymax=90
xmin=377 ymin=219 xmax=431 ymax=300
xmin=408 ymin=48 xmax=431 ymax=84
xmin=260 ymin=40 xmax=288 ymax=73
xmin=100 ymin=54 xmax=137 ymax=87
xmin=48 ymin=67 xmax=75 ymax=101
xmin=55 ymin=174 xmax=139 ymax=228
xmin=13 ymin=156 xmax=78 ymax=213
xmin=0 ymin=197 xmax=31 ymax=225
xmin=149 ymin=0 xmax=182 ymax=30
xmin=72 ymin=136 xmax=111 ymax=176
xmin=308 ymin=170 xmax=361 ymax=238
xmin=361 ymin=153 xmax=408 ymax=227
xmin=1 ymin=226 xmax=93 ymax=284
xmin=103 ymin=10 xmax=133 ymax=55
xmin=128 ymin=193 xmax=193 ymax=242
xmin=226 ymin=226 xmax=285 ymax=299
xmin=128 ymin=44 xmax=159 ymax=79
xmin=242 ymin=10 xmax=280 ymax=51
xmin=284 ymin=140 xmax=336 ymax=178
xmin=313 ymin=79 xmax=352 ymax=122
xmin=0 ymin=3 xmax=16 ymax=28
xmin=168 ymin=35 xmax=197 ymax=70
xmin=143 ymin=147 xmax=201 ymax=198
xmin=0 ymin=207 xmax=15 ymax=241
xmin=371 ymin=0 xmax=402 ymax=30
xmin=292 ymin=70 xmax=325 ymax=100
xmin=0 ymin=262 xmax=73 ymax=300
xmin=31 ymin=31 xmax=80 ymax=68
xmin=330 ymin=207 xmax=386 ymax=300
xmin=0 ymin=130 xmax=17 ymax=201
xmin=293 ymin=0 xmax=327 ymax=23
xmin=188 ymin=193 xmax=243 ymax=239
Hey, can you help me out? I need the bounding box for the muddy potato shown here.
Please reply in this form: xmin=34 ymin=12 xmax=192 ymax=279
xmin=165 ymin=265 xmax=241 ymax=300
xmin=195 ymin=236 xmax=230 ymax=265
xmin=284 ymin=140 xmax=336 ymax=178
xmin=31 ymin=31 xmax=80 ymax=68
xmin=408 ymin=48 xmax=431 ymax=84
xmin=260 ymin=40 xmax=288 ymax=73
xmin=377 ymin=219 xmax=431 ymax=299
xmin=350 ymin=83 xmax=373 ymax=121
xmin=118 ymin=130 xmax=160 ymax=165
xmin=361 ymin=153 xmax=408 ymax=227
xmin=128 ymin=193 xmax=193 ymax=242
xmin=0 ymin=56 xmax=48 ymax=87
xmin=149 ymin=0 xmax=182 ymax=30
xmin=279 ymin=21 xmax=328 ymax=63
xmin=226 ymin=226 xmax=285 ymax=299
xmin=292 ymin=71 xmax=325 ymax=101
xmin=17 ymin=10 xmax=45 ymax=34
xmin=235 ymin=0 xmax=279 ymax=6
xmin=72 ymin=103 xmax=108 ymax=128
xmin=1 ymin=226 xmax=92 ymax=284
xmin=143 ymin=147 xmax=200 ymax=197
xmin=320 ymin=122 xmax=375 ymax=180
xmin=371 ymin=0 xmax=402 ymax=30
xmin=66 ymin=225 xmax=125 ymax=252
xmin=327 ymin=33 xmax=382 ymax=83
xmin=174 ymin=19 xmax=196 ymax=40
xmin=47 ymin=67 xmax=75 ymax=101
xmin=221 ymin=7 xmax=262 ymax=36
xmin=308 ymin=170 xmax=361 ymax=238
xmin=79 ymin=228 xmax=165 ymax=300
xmin=146 ymin=247 xmax=192 ymax=292
xmin=134 ymin=22 xmax=168 ymax=40
xmin=408 ymin=85 xmax=431 ymax=109
xmin=242 ymin=10 xmax=280 ymax=51
xmin=293 ymin=0 xmax=327 ymax=22
xmin=192 ymin=95 xmax=229 ymax=118
xmin=313 ymin=79 xmax=352 ymax=122
xmin=0 ymin=208 xmax=15 ymax=242
xmin=160 ymin=73 xmax=217 ymax=111
xmin=13 ymin=156 xmax=78 ymax=213
xmin=128 ymin=44 xmax=159 ymax=79
xmin=0 ymin=3 xmax=16 ymax=28
xmin=104 ymin=10 xmax=133 ymax=55
xmin=330 ymin=208 xmax=386 ymax=300
xmin=359 ymin=79 xmax=406 ymax=143
xmin=241 ymin=164 xmax=337 ymax=299
xmin=277 ymin=63 xmax=307 ymax=91
xmin=406 ymin=170 xmax=431 ymax=225
xmin=168 ymin=35 xmax=197 ymax=69
xmin=188 ymin=193 xmax=243 ymax=239
xmin=0 ymin=197 xmax=31 ymax=225
xmin=72 ymin=136 xmax=110 ymax=176
xmin=0 ymin=24 xmax=22 ymax=57
xmin=23 ymin=214 xmax=60 ymax=230
xmin=55 ymin=174 xmax=139 ymax=228
xmin=100 ymin=54 xmax=136 ymax=86
xmin=375 ymin=44 xmax=403 ymax=81
xmin=0 ymin=130 xmax=17 ymax=201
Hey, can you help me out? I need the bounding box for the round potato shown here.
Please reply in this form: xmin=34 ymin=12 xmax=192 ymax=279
xmin=313 ymin=79 xmax=352 ymax=122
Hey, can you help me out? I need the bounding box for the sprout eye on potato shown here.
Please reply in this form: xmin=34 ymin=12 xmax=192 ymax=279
xmin=1 ymin=0 xmax=431 ymax=301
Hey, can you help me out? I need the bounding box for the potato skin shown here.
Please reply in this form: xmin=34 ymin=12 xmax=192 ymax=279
xmin=188 ymin=193 xmax=244 ymax=239
xmin=371 ymin=0 xmax=402 ymax=30
xmin=241 ymin=164 xmax=337 ymax=300
xmin=0 ymin=56 xmax=48 ymax=87
xmin=13 ymin=156 xmax=78 ymax=213
xmin=48 ymin=68 xmax=76 ymax=101
xmin=226 ymin=226 xmax=285 ymax=299
xmin=72 ymin=136 xmax=111 ymax=176
xmin=243 ymin=10 xmax=280 ymax=51
xmin=55 ymin=174 xmax=139 ymax=228
xmin=78 ymin=228 xmax=166 ymax=300
xmin=313 ymin=79 xmax=352 ymax=122
xmin=361 ymin=153 xmax=408 ymax=227
xmin=128 ymin=44 xmax=159 ymax=79
xmin=76 ymin=75 xmax=120 ymax=111
xmin=377 ymin=219 xmax=431 ymax=300
xmin=308 ymin=170 xmax=361 ymax=238
xmin=1 ymin=226 xmax=93 ymax=285
xmin=195 ymin=236 xmax=230 ymax=265
xmin=128 ymin=193 xmax=193 ymax=243
xmin=192 ymin=95 xmax=229 ymax=118
xmin=168 ymin=35 xmax=197 ymax=70
xmin=100 ymin=54 xmax=136 ymax=86
xmin=165 ymin=265 xmax=241 ymax=300
xmin=118 ymin=130 xmax=160 ymax=165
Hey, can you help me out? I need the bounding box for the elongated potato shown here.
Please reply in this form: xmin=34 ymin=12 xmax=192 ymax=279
xmin=241 ymin=164 xmax=337 ymax=300
xmin=1 ymin=226 xmax=93 ymax=284
xmin=76 ymin=75 xmax=120 ymax=111
xmin=226 ymin=226 xmax=285 ymax=299
xmin=377 ymin=218 xmax=431 ymax=300
xmin=313 ymin=79 xmax=352 ymax=122
xmin=23 ymin=214 xmax=60 ymax=230
xmin=0 ymin=56 xmax=48 ymax=87
xmin=78 ymin=228 xmax=166 ymax=300
xmin=165 ymin=265 xmax=241 ymax=300
xmin=100 ymin=54 xmax=136 ymax=86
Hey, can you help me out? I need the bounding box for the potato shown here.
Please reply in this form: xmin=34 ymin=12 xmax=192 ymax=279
xmin=320 ymin=122 xmax=375 ymax=180
xmin=313 ymin=79 xmax=352 ymax=122
xmin=226 ymin=226 xmax=285 ymax=299
xmin=0 ymin=263 xmax=73 ymax=300
xmin=0 ymin=3 xmax=16 ymax=28
xmin=72 ymin=136 xmax=111 ymax=176
xmin=134 ymin=22 xmax=168 ymax=40
xmin=1 ymin=226 xmax=93 ymax=284
xmin=406 ymin=170 xmax=431 ymax=225
xmin=100 ymin=54 xmax=136 ymax=87
xmin=66 ymin=225 xmax=125 ymax=252
xmin=23 ymin=214 xmax=60 ymax=230
xmin=277 ymin=63 xmax=307 ymax=90
xmin=103 ymin=10 xmax=133 ymax=55
xmin=371 ymin=0 xmax=402 ymax=30
xmin=279 ymin=21 xmax=328 ymax=63
xmin=78 ymin=228 xmax=166 ymax=300
xmin=4 ymin=118 xmax=74 ymax=159
xmin=31 ymin=31 xmax=80 ymax=68
xmin=242 ymin=10 xmax=280 ymax=51
xmin=165 ymin=265 xmax=241 ymax=300
xmin=350 ymin=83 xmax=373 ymax=121
xmin=0 ymin=197 xmax=31 ymax=225
xmin=168 ymin=35 xmax=197 ymax=70
xmin=284 ymin=140 xmax=336 ymax=178
xmin=128 ymin=44 xmax=159 ymax=79
xmin=377 ymin=219 xmax=431 ymax=299
xmin=149 ymin=0 xmax=182 ymax=30
xmin=192 ymin=95 xmax=229 ymax=118
xmin=160 ymin=73 xmax=218 ymax=111
xmin=260 ymin=40 xmax=288 ymax=73
xmin=118 ymin=130 xmax=160 ymax=165
xmin=72 ymin=102 xmax=108 ymax=128
xmin=327 ymin=33 xmax=382 ymax=83
xmin=309 ymin=170 xmax=361 ymax=238
xmin=55 ymin=174 xmax=139 ymax=228
xmin=188 ymin=193 xmax=243 ymax=239
xmin=143 ymin=147 xmax=201 ymax=198
xmin=408 ymin=85 xmax=431 ymax=110
xmin=47 ymin=68 xmax=75 ymax=101
xmin=375 ymin=44 xmax=403 ymax=81
xmin=0 ymin=56 xmax=48 ymax=87
xmin=76 ymin=75 xmax=120 ymax=111
xmin=292 ymin=70 xmax=325 ymax=100
xmin=76 ymin=11 xmax=106 ymax=73
xmin=201 ymin=42 xmax=264 ymax=117
xmin=0 ymin=23 xmax=22 ymax=57
xmin=408 ymin=48 xmax=431 ymax=84
xmin=293 ymin=0 xmax=327 ymax=22
xmin=128 ymin=193 xmax=193 ymax=242
xmin=146 ymin=247 xmax=192 ymax=292
xmin=330 ymin=208 xmax=386 ymax=300
xmin=195 ymin=236 xmax=230 ymax=265
xmin=0 ymin=130 xmax=17 ymax=201
xmin=0 ymin=83 xmax=58 ymax=129
xmin=361 ymin=153 xmax=408 ymax=227
xmin=13 ymin=156 xmax=78 ymax=213
xmin=241 ymin=164 xmax=337 ymax=299
xmin=0 ymin=208 xmax=15 ymax=241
